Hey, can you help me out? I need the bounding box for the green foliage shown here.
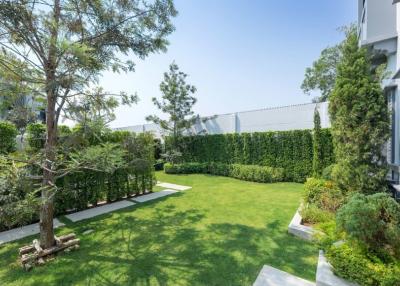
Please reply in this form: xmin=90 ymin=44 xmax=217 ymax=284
xmin=312 ymin=109 xmax=323 ymax=177
xmin=230 ymin=164 xmax=285 ymax=183
xmin=26 ymin=123 xmax=46 ymax=151
xmin=329 ymin=27 xmax=390 ymax=194
xmin=300 ymin=205 xmax=334 ymax=225
xmin=326 ymin=243 xmax=400 ymax=286
xmin=303 ymin=178 xmax=344 ymax=212
xmin=0 ymin=121 xmax=17 ymax=154
xmin=0 ymin=156 xmax=39 ymax=231
xmin=301 ymin=25 xmax=357 ymax=102
xmin=337 ymin=193 xmax=400 ymax=259
xmin=301 ymin=45 xmax=341 ymax=102
xmin=146 ymin=62 xmax=197 ymax=151
xmin=321 ymin=164 xmax=335 ymax=181
xmin=164 ymin=162 xmax=285 ymax=183
xmin=173 ymin=129 xmax=334 ymax=182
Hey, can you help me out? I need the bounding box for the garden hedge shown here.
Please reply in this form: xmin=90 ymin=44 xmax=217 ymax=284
xmin=164 ymin=162 xmax=285 ymax=183
xmin=0 ymin=121 xmax=18 ymax=154
xmin=168 ymin=129 xmax=334 ymax=182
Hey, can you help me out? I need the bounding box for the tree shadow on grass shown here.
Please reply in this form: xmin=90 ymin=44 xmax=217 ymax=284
xmin=1 ymin=203 xmax=317 ymax=286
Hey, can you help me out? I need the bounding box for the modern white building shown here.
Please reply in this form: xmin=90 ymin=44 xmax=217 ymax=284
xmin=358 ymin=0 xmax=400 ymax=182
xmin=115 ymin=101 xmax=330 ymax=138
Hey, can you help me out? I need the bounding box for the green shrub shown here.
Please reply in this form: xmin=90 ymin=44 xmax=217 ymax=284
xmin=300 ymin=204 xmax=334 ymax=224
xmin=337 ymin=193 xmax=400 ymax=259
xmin=164 ymin=162 xmax=208 ymax=174
xmin=304 ymin=178 xmax=344 ymax=212
xmin=326 ymin=243 xmax=400 ymax=286
xmin=322 ymin=164 xmax=335 ymax=180
xmin=230 ymin=164 xmax=284 ymax=183
xmin=169 ymin=129 xmax=334 ymax=183
xmin=0 ymin=156 xmax=39 ymax=231
xmin=0 ymin=121 xmax=18 ymax=154
xmin=26 ymin=123 xmax=46 ymax=151
xmin=164 ymin=162 xmax=284 ymax=183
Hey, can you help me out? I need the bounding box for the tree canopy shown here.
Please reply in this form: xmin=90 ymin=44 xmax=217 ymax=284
xmin=0 ymin=0 xmax=177 ymax=248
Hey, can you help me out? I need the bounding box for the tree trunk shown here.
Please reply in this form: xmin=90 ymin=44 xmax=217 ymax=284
xmin=39 ymin=0 xmax=60 ymax=249
xmin=39 ymin=90 xmax=57 ymax=249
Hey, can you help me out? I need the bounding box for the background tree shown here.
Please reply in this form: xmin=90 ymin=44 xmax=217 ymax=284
xmin=302 ymin=25 xmax=356 ymax=103
xmin=312 ymin=108 xmax=323 ymax=177
xmin=302 ymin=46 xmax=341 ymax=102
xmin=146 ymin=62 xmax=197 ymax=152
xmin=0 ymin=0 xmax=177 ymax=249
xmin=329 ymin=27 xmax=390 ymax=194
xmin=0 ymin=51 xmax=43 ymax=136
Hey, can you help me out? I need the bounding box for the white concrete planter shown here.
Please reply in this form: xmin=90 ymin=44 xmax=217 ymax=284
xmin=316 ymin=250 xmax=358 ymax=286
xmin=288 ymin=208 xmax=316 ymax=241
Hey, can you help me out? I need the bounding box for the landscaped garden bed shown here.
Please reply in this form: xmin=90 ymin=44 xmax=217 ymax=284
xmin=0 ymin=173 xmax=318 ymax=285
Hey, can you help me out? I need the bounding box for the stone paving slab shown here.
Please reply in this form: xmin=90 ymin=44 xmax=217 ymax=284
xmin=132 ymin=189 xmax=178 ymax=203
xmin=253 ymin=265 xmax=315 ymax=286
xmin=65 ymin=200 xmax=136 ymax=222
xmin=0 ymin=219 xmax=64 ymax=245
xmin=156 ymin=182 xmax=192 ymax=191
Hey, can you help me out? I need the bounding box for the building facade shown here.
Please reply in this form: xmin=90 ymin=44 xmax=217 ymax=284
xmin=359 ymin=0 xmax=400 ymax=182
xmin=115 ymin=101 xmax=330 ymax=138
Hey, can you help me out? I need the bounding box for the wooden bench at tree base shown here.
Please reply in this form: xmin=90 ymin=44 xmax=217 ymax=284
xmin=19 ymin=233 xmax=80 ymax=271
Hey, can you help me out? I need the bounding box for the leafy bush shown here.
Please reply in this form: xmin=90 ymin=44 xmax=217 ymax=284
xmin=168 ymin=129 xmax=334 ymax=182
xmin=164 ymin=162 xmax=208 ymax=174
xmin=322 ymin=164 xmax=335 ymax=180
xmin=0 ymin=156 xmax=39 ymax=231
xmin=0 ymin=121 xmax=18 ymax=154
xmin=164 ymin=162 xmax=284 ymax=183
xmin=326 ymin=243 xmax=400 ymax=286
xmin=304 ymin=178 xmax=344 ymax=212
xmin=300 ymin=204 xmax=334 ymax=224
xmin=26 ymin=123 xmax=46 ymax=151
xmin=337 ymin=193 xmax=400 ymax=259
xmin=230 ymin=164 xmax=284 ymax=183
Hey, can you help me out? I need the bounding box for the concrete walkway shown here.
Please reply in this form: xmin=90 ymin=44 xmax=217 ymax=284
xmin=156 ymin=182 xmax=192 ymax=191
xmin=65 ymin=200 xmax=136 ymax=222
xmin=0 ymin=219 xmax=64 ymax=245
xmin=253 ymin=265 xmax=315 ymax=286
xmin=132 ymin=189 xmax=178 ymax=203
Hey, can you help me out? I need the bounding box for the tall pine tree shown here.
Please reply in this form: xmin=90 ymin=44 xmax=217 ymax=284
xmin=329 ymin=28 xmax=390 ymax=194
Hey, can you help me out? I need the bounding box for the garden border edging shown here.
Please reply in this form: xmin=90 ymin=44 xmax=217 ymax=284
xmin=288 ymin=208 xmax=315 ymax=240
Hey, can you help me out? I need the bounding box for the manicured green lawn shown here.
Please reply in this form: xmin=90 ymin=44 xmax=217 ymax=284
xmin=0 ymin=172 xmax=317 ymax=285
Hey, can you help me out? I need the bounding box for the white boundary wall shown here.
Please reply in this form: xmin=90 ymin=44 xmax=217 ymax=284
xmin=115 ymin=102 xmax=330 ymax=138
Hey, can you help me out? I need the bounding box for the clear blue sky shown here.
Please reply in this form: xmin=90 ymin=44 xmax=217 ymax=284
xmin=102 ymin=0 xmax=357 ymax=128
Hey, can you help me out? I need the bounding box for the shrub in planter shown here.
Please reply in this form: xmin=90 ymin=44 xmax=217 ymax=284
xmin=337 ymin=193 xmax=400 ymax=259
xmin=304 ymin=178 xmax=344 ymax=212
xmin=326 ymin=242 xmax=400 ymax=286
xmin=0 ymin=121 xmax=18 ymax=154
xmin=300 ymin=204 xmax=334 ymax=224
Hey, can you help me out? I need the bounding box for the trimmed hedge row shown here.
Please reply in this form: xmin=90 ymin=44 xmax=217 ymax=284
xmin=168 ymin=129 xmax=334 ymax=182
xmin=164 ymin=162 xmax=285 ymax=183
xmin=0 ymin=121 xmax=18 ymax=154
xmin=55 ymin=169 xmax=155 ymax=214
